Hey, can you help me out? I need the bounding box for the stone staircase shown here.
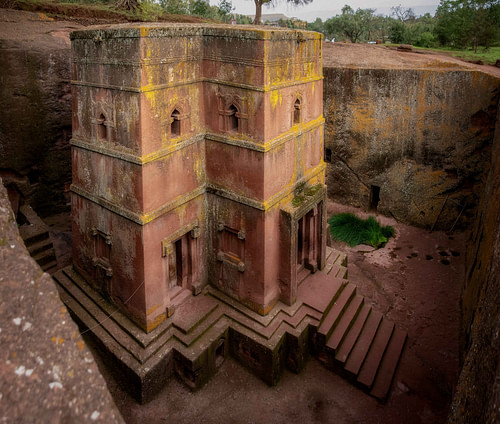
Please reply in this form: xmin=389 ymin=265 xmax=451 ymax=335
xmin=18 ymin=204 xmax=57 ymax=272
xmin=306 ymin=248 xmax=407 ymax=402
xmin=53 ymin=246 xmax=406 ymax=403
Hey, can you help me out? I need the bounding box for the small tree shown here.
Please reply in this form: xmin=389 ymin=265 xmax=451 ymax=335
xmin=325 ymin=5 xmax=376 ymax=43
xmin=218 ymin=0 xmax=234 ymax=22
xmin=436 ymin=0 xmax=500 ymax=51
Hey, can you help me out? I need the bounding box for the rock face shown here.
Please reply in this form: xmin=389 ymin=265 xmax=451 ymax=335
xmin=323 ymin=60 xmax=499 ymax=229
xmin=0 ymin=9 xmax=82 ymax=216
xmin=0 ymin=178 xmax=124 ymax=423
xmin=448 ymin=95 xmax=500 ymax=424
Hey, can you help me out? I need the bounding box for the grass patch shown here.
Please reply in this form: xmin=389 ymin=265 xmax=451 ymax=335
xmin=422 ymin=46 xmax=500 ymax=65
xmin=386 ymin=43 xmax=500 ymax=65
xmin=328 ymin=213 xmax=395 ymax=249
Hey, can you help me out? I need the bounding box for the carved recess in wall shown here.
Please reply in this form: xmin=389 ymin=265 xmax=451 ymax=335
xmin=91 ymin=99 xmax=115 ymax=144
xmin=216 ymin=91 xmax=248 ymax=135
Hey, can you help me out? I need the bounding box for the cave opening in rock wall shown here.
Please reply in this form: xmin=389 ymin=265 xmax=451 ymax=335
xmin=370 ymin=185 xmax=380 ymax=210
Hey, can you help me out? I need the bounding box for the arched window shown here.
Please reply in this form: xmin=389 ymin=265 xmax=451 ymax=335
xmin=293 ymin=98 xmax=301 ymax=124
xmin=171 ymin=109 xmax=181 ymax=138
xmin=97 ymin=113 xmax=107 ymax=141
xmin=228 ymin=104 xmax=239 ymax=132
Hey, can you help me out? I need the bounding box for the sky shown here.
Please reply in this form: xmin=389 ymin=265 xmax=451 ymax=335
xmin=210 ymin=0 xmax=440 ymax=22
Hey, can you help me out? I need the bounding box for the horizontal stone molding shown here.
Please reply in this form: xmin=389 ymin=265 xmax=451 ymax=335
xmin=71 ymin=75 xmax=323 ymax=93
xmin=207 ymin=163 xmax=326 ymax=211
xmin=71 ymin=184 xmax=205 ymax=225
xmin=71 ymin=134 xmax=204 ymax=165
xmin=206 ymin=115 xmax=324 ymax=153
xmin=71 ymin=161 xmax=325 ymax=222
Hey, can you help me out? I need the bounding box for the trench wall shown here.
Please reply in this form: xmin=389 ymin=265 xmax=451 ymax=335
xmin=0 ymin=177 xmax=123 ymax=423
xmin=323 ymin=66 xmax=499 ymax=229
xmin=0 ymin=11 xmax=75 ymax=216
xmin=447 ymin=102 xmax=500 ymax=424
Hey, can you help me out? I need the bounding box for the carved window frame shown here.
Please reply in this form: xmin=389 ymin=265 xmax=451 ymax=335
xmin=91 ymin=106 xmax=115 ymax=144
xmin=91 ymin=227 xmax=112 ymax=277
xmin=168 ymin=105 xmax=189 ymax=141
xmin=217 ymin=92 xmax=248 ymax=135
xmin=217 ymin=222 xmax=245 ymax=272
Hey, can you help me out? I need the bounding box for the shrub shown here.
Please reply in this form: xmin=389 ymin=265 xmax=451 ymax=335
xmin=328 ymin=213 xmax=395 ymax=248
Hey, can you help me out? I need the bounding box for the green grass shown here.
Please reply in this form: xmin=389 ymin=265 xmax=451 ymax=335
xmin=419 ymin=45 xmax=500 ymax=65
xmin=386 ymin=43 xmax=500 ymax=65
xmin=328 ymin=213 xmax=395 ymax=249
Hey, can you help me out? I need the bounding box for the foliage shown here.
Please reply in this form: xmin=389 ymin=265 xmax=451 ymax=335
xmin=138 ymin=0 xmax=164 ymax=20
xmin=328 ymin=213 xmax=395 ymax=249
xmin=390 ymin=14 xmax=437 ymax=45
xmin=159 ymin=0 xmax=189 ymax=15
xmin=435 ymin=0 xmax=500 ymax=51
xmin=252 ymin=0 xmax=312 ymax=24
xmin=324 ymin=5 xmax=376 ymax=43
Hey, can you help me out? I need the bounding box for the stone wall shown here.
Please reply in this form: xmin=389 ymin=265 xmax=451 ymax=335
xmin=0 ymin=177 xmax=123 ymax=423
xmin=447 ymin=101 xmax=500 ymax=424
xmin=0 ymin=10 xmax=81 ymax=216
xmin=323 ymin=66 xmax=499 ymax=229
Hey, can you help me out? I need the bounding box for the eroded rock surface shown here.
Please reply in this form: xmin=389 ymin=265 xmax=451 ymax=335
xmin=0 ymin=177 xmax=123 ymax=423
xmin=0 ymin=9 xmax=83 ymax=215
xmin=323 ymin=43 xmax=500 ymax=230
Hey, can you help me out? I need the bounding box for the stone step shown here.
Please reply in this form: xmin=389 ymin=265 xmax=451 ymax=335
xmin=20 ymin=227 xmax=50 ymax=246
xmin=27 ymin=237 xmax=54 ymax=256
xmin=33 ymin=249 xmax=56 ymax=267
xmin=298 ymin=271 xmax=346 ymax=315
xmin=331 ymin=264 xmax=348 ymax=279
xmin=41 ymin=259 xmax=58 ymax=273
xmin=370 ymin=327 xmax=407 ymax=402
xmin=326 ymin=294 xmax=364 ymax=352
xmin=343 ymin=309 xmax=383 ymax=375
xmin=335 ymin=303 xmax=371 ymax=364
xmin=172 ymin=295 xmax=219 ymax=335
xmin=357 ymin=318 xmax=395 ymax=388
xmin=171 ymin=288 xmax=192 ymax=310
xmin=317 ymin=283 xmax=356 ymax=345
xmin=297 ymin=267 xmax=310 ymax=285
xmin=325 ymin=247 xmax=347 ymax=266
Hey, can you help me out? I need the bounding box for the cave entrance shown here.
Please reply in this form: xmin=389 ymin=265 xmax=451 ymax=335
xmin=370 ymin=185 xmax=380 ymax=210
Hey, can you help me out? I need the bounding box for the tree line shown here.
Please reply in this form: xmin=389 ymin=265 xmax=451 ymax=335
xmin=307 ymin=1 xmax=500 ymax=51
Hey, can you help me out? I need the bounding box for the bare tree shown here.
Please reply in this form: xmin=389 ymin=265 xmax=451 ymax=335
xmin=253 ymin=0 xmax=312 ymax=25
xmin=391 ymin=4 xmax=416 ymax=22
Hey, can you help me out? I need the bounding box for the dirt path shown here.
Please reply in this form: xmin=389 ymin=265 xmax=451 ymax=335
xmin=83 ymin=202 xmax=463 ymax=424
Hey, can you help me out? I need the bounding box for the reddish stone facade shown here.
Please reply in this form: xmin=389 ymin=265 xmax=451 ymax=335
xmin=70 ymin=24 xmax=326 ymax=333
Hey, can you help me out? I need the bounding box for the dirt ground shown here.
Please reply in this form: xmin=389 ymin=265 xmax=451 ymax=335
xmin=322 ymin=42 xmax=500 ymax=78
xmin=48 ymin=202 xmax=464 ymax=424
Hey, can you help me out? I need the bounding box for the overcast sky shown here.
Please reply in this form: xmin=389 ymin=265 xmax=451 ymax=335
xmin=210 ymin=0 xmax=440 ymax=22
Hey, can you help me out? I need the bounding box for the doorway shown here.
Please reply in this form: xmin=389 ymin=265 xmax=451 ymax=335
xmin=296 ymin=203 xmax=321 ymax=284
xmin=370 ymin=185 xmax=380 ymax=210
xmin=168 ymin=233 xmax=193 ymax=299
